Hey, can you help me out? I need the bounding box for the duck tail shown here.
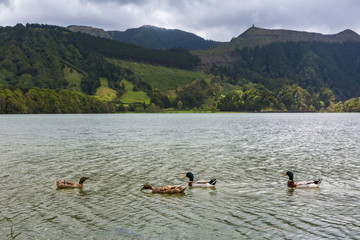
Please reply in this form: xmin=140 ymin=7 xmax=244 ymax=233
xmin=209 ymin=179 xmax=217 ymax=185
xmin=314 ymin=179 xmax=322 ymax=185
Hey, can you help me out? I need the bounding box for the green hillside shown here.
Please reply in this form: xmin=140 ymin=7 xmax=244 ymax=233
xmin=195 ymin=26 xmax=360 ymax=106
xmin=210 ymin=41 xmax=360 ymax=101
xmin=108 ymin=59 xmax=207 ymax=91
xmin=1 ymin=24 xmax=360 ymax=113
xmin=193 ymin=26 xmax=360 ymax=68
xmin=0 ymin=23 xmax=200 ymax=91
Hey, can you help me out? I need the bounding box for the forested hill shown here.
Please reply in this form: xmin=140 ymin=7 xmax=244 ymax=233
xmin=195 ymin=26 xmax=360 ymax=101
xmin=67 ymin=25 xmax=223 ymax=50
xmin=1 ymin=24 xmax=360 ymax=113
xmin=194 ymin=26 xmax=360 ymax=67
xmin=107 ymin=25 xmax=223 ymax=50
xmin=0 ymin=23 xmax=200 ymax=93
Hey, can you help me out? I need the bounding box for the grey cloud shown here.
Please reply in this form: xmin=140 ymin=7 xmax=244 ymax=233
xmin=84 ymin=0 xmax=148 ymax=4
xmin=0 ymin=0 xmax=10 ymax=5
xmin=0 ymin=0 xmax=359 ymax=41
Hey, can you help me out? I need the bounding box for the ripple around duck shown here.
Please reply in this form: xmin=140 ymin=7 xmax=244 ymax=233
xmin=1 ymin=113 xmax=360 ymax=239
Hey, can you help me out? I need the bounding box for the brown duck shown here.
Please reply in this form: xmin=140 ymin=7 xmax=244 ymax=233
xmin=55 ymin=177 xmax=89 ymax=189
xmin=141 ymin=184 xmax=186 ymax=194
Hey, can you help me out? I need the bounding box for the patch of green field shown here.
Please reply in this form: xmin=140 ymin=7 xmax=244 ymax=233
xmin=95 ymin=78 xmax=117 ymax=102
xmin=120 ymin=79 xmax=134 ymax=91
xmin=120 ymin=91 xmax=150 ymax=105
xmin=219 ymin=82 xmax=242 ymax=94
xmin=107 ymin=59 xmax=207 ymax=91
xmin=64 ymin=67 xmax=83 ymax=92
xmin=99 ymin=78 xmax=109 ymax=88
xmin=119 ymin=79 xmax=150 ymax=105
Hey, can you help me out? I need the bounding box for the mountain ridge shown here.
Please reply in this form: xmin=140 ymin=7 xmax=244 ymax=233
xmin=67 ymin=24 xmax=360 ymax=54
xmin=108 ymin=25 xmax=223 ymax=50
xmin=193 ymin=26 xmax=360 ymax=69
xmin=67 ymin=25 xmax=112 ymax=39
xmin=239 ymin=27 xmax=360 ymax=43
xmin=67 ymin=25 xmax=223 ymax=50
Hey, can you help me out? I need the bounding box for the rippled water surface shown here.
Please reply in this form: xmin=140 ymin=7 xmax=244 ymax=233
xmin=1 ymin=113 xmax=360 ymax=239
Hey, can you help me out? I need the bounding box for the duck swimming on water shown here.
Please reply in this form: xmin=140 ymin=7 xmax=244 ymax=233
xmin=283 ymin=171 xmax=321 ymax=188
xmin=55 ymin=177 xmax=89 ymax=189
xmin=183 ymin=172 xmax=216 ymax=188
xmin=141 ymin=184 xmax=186 ymax=194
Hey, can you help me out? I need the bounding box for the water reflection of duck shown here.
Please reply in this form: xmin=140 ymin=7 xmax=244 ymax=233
xmin=141 ymin=184 xmax=186 ymax=194
xmin=183 ymin=172 xmax=216 ymax=188
xmin=283 ymin=171 xmax=321 ymax=188
xmin=55 ymin=177 xmax=89 ymax=189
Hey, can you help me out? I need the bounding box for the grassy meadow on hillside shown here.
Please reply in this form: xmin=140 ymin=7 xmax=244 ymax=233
xmin=107 ymin=59 xmax=207 ymax=91
xmin=95 ymin=78 xmax=117 ymax=102
xmin=119 ymin=80 xmax=150 ymax=105
xmin=63 ymin=67 xmax=83 ymax=92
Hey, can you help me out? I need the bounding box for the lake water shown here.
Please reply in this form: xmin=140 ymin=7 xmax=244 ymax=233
xmin=0 ymin=113 xmax=359 ymax=239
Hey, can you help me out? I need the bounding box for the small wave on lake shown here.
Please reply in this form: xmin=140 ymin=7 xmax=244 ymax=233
xmin=1 ymin=113 xmax=359 ymax=239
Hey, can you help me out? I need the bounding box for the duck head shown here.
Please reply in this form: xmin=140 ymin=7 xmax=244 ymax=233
xmin=183 ymin=172 xmax=194 ymax=182
xmin=141 ymin=184 xmax=154 ymax=191
xmin=283 ymin=171 xmax=294 ymax=181
xmin=79 ymin=177 xmax=89 ymax=184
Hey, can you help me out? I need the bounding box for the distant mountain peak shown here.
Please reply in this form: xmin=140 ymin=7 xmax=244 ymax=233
xmin=337 ymin=29 xmax=360 ymax=38
xmin=340 ymin=29 xmax=358 ymax=34
xmin=108 ymin=25 xmax=222 ymax=50
xmin=141 ymin=25 xmax=167 ymax=31
xmin=236 ymin=26 xmax=360 ymax=44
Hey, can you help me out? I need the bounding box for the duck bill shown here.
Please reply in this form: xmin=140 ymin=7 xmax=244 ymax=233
xmin=282 ymin=173 xmax=287 ymax=176
xmin=183 ymin=175 xmax=187 ymax=178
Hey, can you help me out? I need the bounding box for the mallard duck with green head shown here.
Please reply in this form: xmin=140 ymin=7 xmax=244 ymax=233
xmin=183 ymin=172 xmax=216 ymax=188
xmin=141 ymin=184 xmax=186 ymax=194
xmin=283 ymin=171 xmax=322 ymax=188
xmin=55 ymin=177 xmax=89 ymax=189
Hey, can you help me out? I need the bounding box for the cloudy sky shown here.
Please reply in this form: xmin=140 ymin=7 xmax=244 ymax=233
xmin=0 ymin=0 xmax=359 ymax=41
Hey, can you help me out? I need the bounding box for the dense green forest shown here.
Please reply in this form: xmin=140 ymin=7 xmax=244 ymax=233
xmin=208 ymin=41 xmax=360 ymax=112
xmin=211 ymin=41 xmax=360 ymax=101
xmin=0 ymin=24 xmax=359 ymax=113
xmin=0 ymin=88 xmax=114 ymax=113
